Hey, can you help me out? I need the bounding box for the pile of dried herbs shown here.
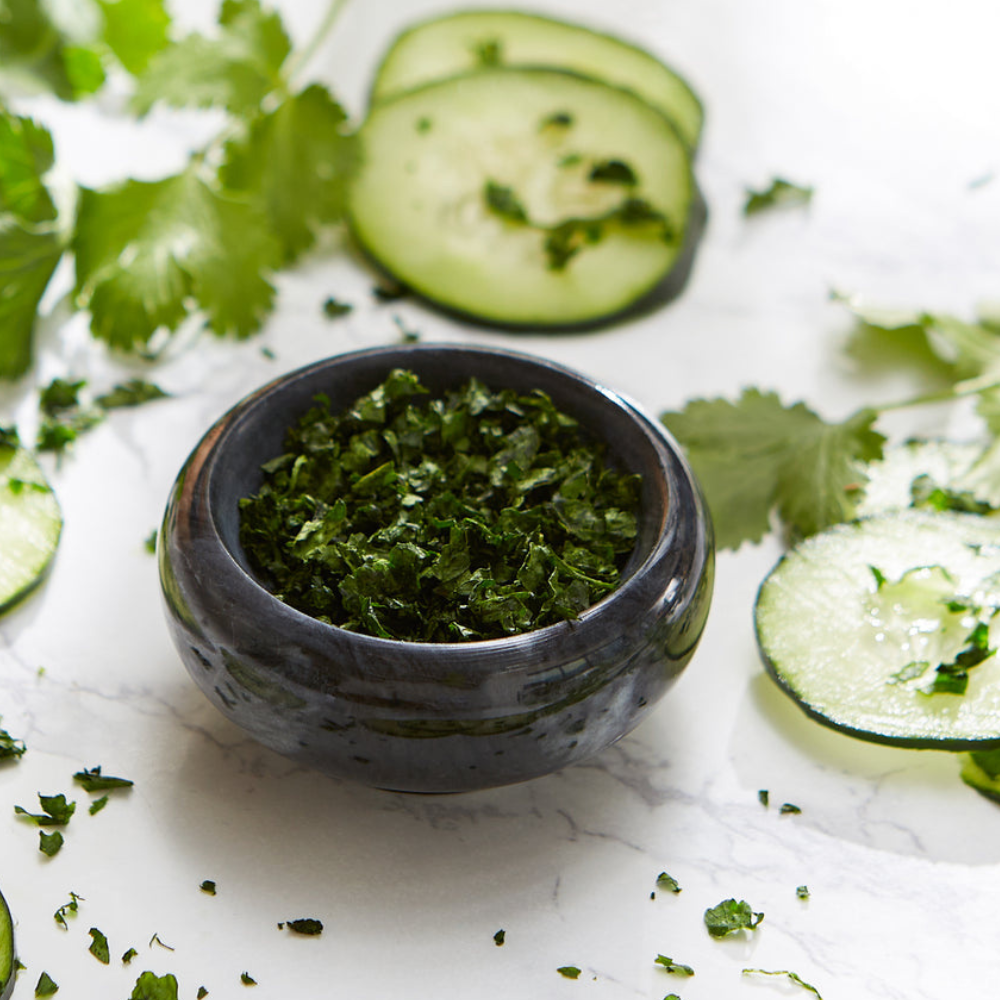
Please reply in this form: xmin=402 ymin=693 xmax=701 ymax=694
xmin=238 ymin=368 xmax=640 ymax=641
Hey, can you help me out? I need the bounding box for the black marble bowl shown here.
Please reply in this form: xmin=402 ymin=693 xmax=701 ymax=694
xmin=159 ymin=344 xmax=714 ymax=792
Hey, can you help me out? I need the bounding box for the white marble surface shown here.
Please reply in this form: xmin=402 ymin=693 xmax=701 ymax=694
xmin=2 ymin=0 xmax=1000 ymax=997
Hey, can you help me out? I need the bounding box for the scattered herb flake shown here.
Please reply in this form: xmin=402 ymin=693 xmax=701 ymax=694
xmin=779 ymin=802 xmax=802 ymax=815
xmin=240 ymin=972 xmax=257 ymax=986
xmin=89 ymin=795 xmax=109 ymax=816
xmin=493 ymin=929 xmax=505 ymax=946
xmin=282 ymin=918 xmax=322 ymax=936
xmin=197 ymin=989 xmax=208 ymax=999
xmin=484 ymin=180 xmax=529 ymax=224
xmin=149 ymin=933 xmax=174 ymax=951
xmin=129 ymin=970 xmax=179 ymax=1000
xmin=54 ymin=892 xmax=83 ymax=928
xmin=322 ymin=297 xmax=353 ymax=319
xmin=88 ymin=927 xmax=110 ymax=964
xmin=743 ymin=177 xmax=814 ymax=216
xmin=144 ymin=531 xmax=157 ymax=554
xmin=556 ymin=966 xmax=581 ymax=980
xmin=703 ymin=898 xmax=764 ymax=937
xmin=472 ymin=37 xmax=502 ymax=66
xmin=796 ymin=885 xmax=810 ymax=899
xmin=742 ymin=968 xmax=823 ymax=998
xmin=34 ymin=970 xmax=58 ymax=996
xmin=73 ymin=765 xmax=134 ymax=792
xmin=94 ymin=380 xmax=169 ymax=409
xmin=655 ymin=872 xmax=682 ymax=894
xmin=39 ymin=830 xmax=64 ymax=856
xmin=0 ymin=722 xmax=26 ymax=761
xmin=15 ymin=793 xmax=76 ymax=826
xmin=122 ymin=948 xmax=138 ymax=965
xmin=372 ymin=281 xmax=407 ymax=302
xmin=758 ymin=789 xmax=769 ymax=807
xmin=200 ymin=880 xmax=217 ymax=896
xmin=588 ymin=159 xmax=638 ymax=186
xmin=654 ymin=955 xmax=694 ymax=976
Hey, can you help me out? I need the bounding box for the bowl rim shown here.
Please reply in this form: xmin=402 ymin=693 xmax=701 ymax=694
xmin=189 ymin=341 xmax=705 ymax=663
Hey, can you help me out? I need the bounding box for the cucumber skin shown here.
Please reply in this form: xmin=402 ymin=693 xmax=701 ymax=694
xmin=0 ymin=887 xmax=13 ymax=1000
xmin=755 ymin=511 xmax=1000 ymax=751
xmin=349 ymin=67 xmax=698 ymax=329
xmin=370 ymin=9 xmax=704 ymax=150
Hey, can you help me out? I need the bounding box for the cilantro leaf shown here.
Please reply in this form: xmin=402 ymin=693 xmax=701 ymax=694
xmin=219 ymin=84 xmax=358 ymax=262
xmin=0 ymin=720 xmax=26 ymax=760
xmin=704 ymin=898 xmax=764 ymax=937
xmin=133 ymin=0 xmax=291 ymax=116
xmin=89 ymin=795 xmax=109 ymax=814
xmin=0 ymin=217 xmax=64 ymax=379
xmin=15 ymin=792 xmax=76 ymax=825
xmin=661 ymin=388 xmax=884 ymax=549
xmin=655 ymin=872 xmax=681 ymax=894
xmin=121 ymin=948 xmax=138 ymax=964
xmin=200 ymin=880 xmax=217 ymax=895
xmin=73 ymin=167 xmax=280 ymax=349
xmin=96 ymin=0 xmax=170 ymax=76
xmin=556 ymin=967 xmax=581 ymax=979
xmin=0 ymin=111 xmax=57 ymax=222
xmin=743 ymin=177 xmax=813 ymax=215
xmin=88 ymin=927 xmax=110 ymax=964
xmin=743 ymin=968 xmax=823 ymax=998
xmin=0 ymin=0 xmax=105 ymax=101
xmin=54 ymin=892 xmax=83 ymax=928
xmin=94 ymin=379 xmax=169 ymax=409
xmin=493 ymin=929 xmax=505 ymax=946
xmin=240 ymin=972 xmax=257 ymax=986
xmin=281 ymin=918 xmax=322 ymax=935
xmin=73 ymin=765 xmax=134 ymax=791
xmin=39 ymin=829 xmax=64 ymax=856
xmin=129 ymin=971 xmax=179 ymax=1000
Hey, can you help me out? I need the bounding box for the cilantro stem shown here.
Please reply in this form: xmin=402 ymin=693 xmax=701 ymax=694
xmin=284 ymin=0 xmax=352 ymax=85
xmin=874 ymin=374 xmax=1000 ymax=414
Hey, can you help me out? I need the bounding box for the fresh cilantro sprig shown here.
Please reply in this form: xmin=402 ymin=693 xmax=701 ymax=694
xmin=703 ymin=898 xmax=764 ymax=937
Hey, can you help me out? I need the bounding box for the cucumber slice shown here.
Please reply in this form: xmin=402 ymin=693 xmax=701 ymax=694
xmin=349 ymin=67 xmax=694 ymax=328
xmin=371 ymin=10 xmax=704 ymax=150
xmin=755 ymin=510 xmax=1000 ymax=748
xmin=0 ymin=437 xmax=62 ymax=613
xmin=0 ymin=886 xmax=13 ymax=1000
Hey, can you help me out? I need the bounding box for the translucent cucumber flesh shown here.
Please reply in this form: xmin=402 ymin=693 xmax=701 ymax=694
xmin=0 ymin=887 xmax=13 ymax=1000
xmin=350 ymin=68 xmax=693 ymax=327
xmin=755 ymin=510 xmax=1000 ymax=747
xmin=0 ymin=443 xmax=62 ymax=613
xmin=372 ymin=10 xmax=703 ymax=149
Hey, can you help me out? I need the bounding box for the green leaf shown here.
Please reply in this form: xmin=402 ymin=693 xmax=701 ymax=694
xmin=15 ymin=792 xmax=76 ymax=825
xmin=662 ymin=388 xmax=884 ymax=548
xmin=743 ymin=177 xmax=813 ymax=216
xmin=654 ymin=955 xmax=694 ymax=976
xmin=35 ymin=970 xmax=59 ymax=996
xmin=0 ymin=217 xmax=64 ymax=379
xmin=54 ymin=892 xmax=83 ymax=929
xmin=73 ymin=167 xmax=280 ymax=350
xmin=96 ymin=0 xmax=169 ymax=75
xmin=94 ymin=379 xmax=169 ymax=409
xmin=73 ymin=765 xmax=134 ymax=791
xmin=703 ymin=898 xmax=764 ymax=937
xmin=742 ymin=968 xmax=823 ymax=998
xmin=655 ymin=872 xmax=681 ymax=894
xmin=219 ymin=84 xmax=358 ymax=262
xmin=129 ymin=971 xmax=179 ymax=1000
xmin=556 ymin=967 xmax=581 ymax=980
xmin=132 ymin=0 xmax=291 ymax=116
xmin=38 ymin=829 xmax=63 ymax=856
xmin=88 ymin=927 xmax=110 ymax=964
xmin=0 ymin=0 xmax=105 ymax=100
xmin=281 ymin=918 xmax=322 ymax=935
xmin=0 ymin=111 xmax=56 ymax=222
xmin=0 ymin=721 xmax=26 ymax=760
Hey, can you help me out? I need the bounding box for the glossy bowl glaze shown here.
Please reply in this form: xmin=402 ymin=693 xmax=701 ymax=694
xmin=159 ymin=344 xmax=714 ymax=792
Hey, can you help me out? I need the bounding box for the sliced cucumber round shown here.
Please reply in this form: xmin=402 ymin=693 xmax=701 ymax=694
xmin=0 ymin=886 xmax=14 ymax=1000
xmin=0 ymin=438 xmax=62 ymax=613
xmin=370 ymin=10 xmax=704 ymax=150
xmin=349 ymin=67 xmax=694 ymax=328
xmin=755 ymin=509 xmax=1000 ymax=748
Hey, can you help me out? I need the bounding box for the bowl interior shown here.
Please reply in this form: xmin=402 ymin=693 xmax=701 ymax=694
xmin=206 ymin=345 xmax=673 ymax=613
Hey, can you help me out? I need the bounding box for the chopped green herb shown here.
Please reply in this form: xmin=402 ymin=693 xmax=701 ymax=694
xmin=472 ymin=37 xmax=502 ymax=66
xmin=144 ymin=531 xmax=157 ymax=554
xmin=73 ymin=765 xmax=134 ymax=792
xmin=655 ymin=872 xmax=682 ymax=894
xmin=37 ymin=378 xmax=103 ymax=456
xmin=372 ymin=281 xmax=407 ymax=302
xmin=922 ymin=621 xmax=996 ymax=696
xmin=484 ymin=180 xmax=529 ymax=224
xmin=261 ymin=346 xmax=276 ymax=360
xmin=796 ymin=885 xmax=810 ymax=899
xmin=15 ymin=793 xmax=76 ymax=825
xmin=281 ymin=918 xmax=322 ymax=936
xmin=779 ymin=802 xmax=802 ymax=815
xmin=34 ymin=970 xmax=59 ymax=996
xmin=240 ymin=972 xmax=257 ymax=986
xmin=197 ymin=989 xmax=208 ymax=999
xmin=910 ymin=474 xmax=995 ymax=515
xmin=239 ymin=370 xmax=640 ymax=642
xmin=493 ymin=929 xmax=505 ymax=946
xmin=415 ymin=117 xmax=432 ymax=133
xmin=654 ymin=955 xmax=694 ymax=976
xmin=743 ymin=177 xmax=814 ymax=216
xmin=742 ymin=968 xmax=823 ymax=998
xmin=556 ymin=966 xmax=581 ymax=979
xmin=663 ymin=995 xmax=681 ymax=1000
xmin=94 ymin=380 xmax=169 ymax=409
xmin=703 ymin=898 xmax=764 ymax=937
xmin=54 ymin=892 xmax=83 ymax=929
xmin=88 ymin=927 xmax=110 ymax=964
xmin=322 ymin=297 xmax=353 ymax=319
xmin=758 ymin=789 xmax=769 ymax=807
xmin=122 ymin=948 xmax=138 ymax=964
xmin=588 ymin=159 xmax=638 ymax=186
xmin=540 ymin=111 xmax=573 ymax=130
xmin=89 ymin=796 xmax=109 ymax=816
xmin=39 ymin=830 xmax=64 ymax=856
xmin=0 ymin=722 xmax=26 ymax=761
xmin=200 ymin=880 xmax=217 ymax=896
xmin=129 ymin=970 xmax=179 ymax=1000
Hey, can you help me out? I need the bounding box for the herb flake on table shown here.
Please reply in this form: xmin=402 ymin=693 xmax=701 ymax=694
xmin=0 ymin=721 xmax=26 ymax=760
xmin=704 ymin=898 xmax=764 ymax=937
xmin=129 ymin=970 xmax=179 ymax=1000
xmin=796 ymin=885 xmax=810 ymax=899
xmin=239 ymin=370 xmax=640 ymax=642
xmin=122 ymin=948 xmax=138 ymax=965
xmin=556 ymin=966 xmax=581 ymax=979
xmin=655 ymin=872 xmax=682 ymax=894
xmin=743 ymin=177 xmax=814 ymax=216
xmin=654 ymin=955 xmax=694 ymax=976
xmin=73 ymin=765 xmax=134 ymax=792
xmin=54 ymin=892 xmax=83 ymax=929
xmin=279 ymin=918 xmax=322 ymax=935
xmin=200 ymin=880 xmax=217 ymax=896
xmin=15 ymin=793 xmax=76 ymax=825
xmin=779 ymin=802 xmax=802 ymax=815
xmin=89 ymin=796 xmax=109 ymax=816
xmin=88 ymin=927 xmax=110 ymax=964
xmin=493 ymin=929 xmax=505 ymax=946
xmin=34 ymin=970 xmax=58 ymax=996
xmin=240 ymin=972 xmax=257 ymax=986
xmin=38 ymin=830 xmax=63 ymax=856
xmin=743 ymin=968 xmax=823 ymax=998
